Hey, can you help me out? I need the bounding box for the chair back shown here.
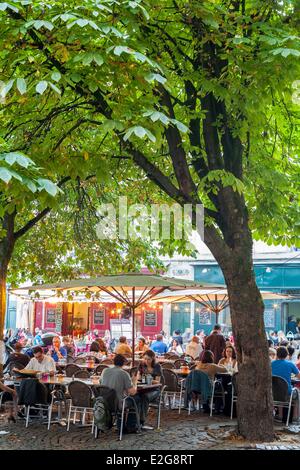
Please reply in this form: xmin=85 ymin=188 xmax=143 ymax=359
xmin=18 ymin=378 xmax=48 ymax=406
xmin=161 ymin=362 xmax=174 ymax=370
xmin=74 ymin=369 xmax=91 ymax=379
xmin=73 ymin=357 xmax=87 ymax=365
xmin=272 ymin=375 xmax=290 ymax=402
xmin=162 ymin=369 xmax=180 ymax=392
xmin=66 ymin=355 xmax=74 ymax=364
xmin=185 ymin=370 xmax=212 ymax=399
xmin=9 ymin=361 xmax=25 ymax=374
xmin=93 ymin=385 xmax=118 ymax=413
xmin=95 ymin=364 xmax=109 ymax=376
xmin=65 ymin=363 xmax=81 ymax=377
xmin=174 ymin=359 xmax=188 ymax=369
xmin=68 ymin=381 xmax=93 ymax=407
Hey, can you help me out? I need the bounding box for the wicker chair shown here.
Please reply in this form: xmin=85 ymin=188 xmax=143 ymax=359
xmin=67 ymin=381 xmax=94 ymax=431
xmin=66 ymin=355 xmax=74 ymax=364
xmin=65 ymin=364 xmax=81 ymax=377
xmin=74 ymin=370 xmax=91 ymax=379
xmin=73 ymin=357 xmax=87 ymax=365
xmin=95 ymin=364 xmax=109 ymax=376
xmin=162 ymin=369 xmax=184 ymax=413
xmin=161 ymin=362 xmax=175 ymax=370
xmin=174 ymin=359 xmax=188 ymax=369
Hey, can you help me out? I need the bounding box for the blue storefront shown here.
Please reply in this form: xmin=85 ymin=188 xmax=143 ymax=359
xmin=192 ymin=262 xmax=300 ymax=335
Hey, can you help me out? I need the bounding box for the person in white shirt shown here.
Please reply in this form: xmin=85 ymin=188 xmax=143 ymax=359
xmin=168 ymin=339 xmax=184 ymax=356
xmin=186 ymin=336 xmax=203 ymax=360
xmin=24 ymin=346 xmax=56 ymax=375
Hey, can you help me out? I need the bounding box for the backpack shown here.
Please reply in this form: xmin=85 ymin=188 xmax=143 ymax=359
xmin=93 ymin=396 xmax=113 ymax=432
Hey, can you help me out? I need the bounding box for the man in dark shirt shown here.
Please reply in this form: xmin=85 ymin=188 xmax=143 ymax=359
xmin=4 ymin=342 xmax=30 ymax=370
xmin=204 ymin=324 xmax=226 ymax=364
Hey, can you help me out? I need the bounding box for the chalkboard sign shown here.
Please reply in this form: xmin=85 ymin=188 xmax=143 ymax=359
xmin=144 ymin=311 xmax=157 ymax=327
xmin=198 ymin=308 xmax=211 ymax=325
xmin=46 ymin=308 xmax=56 ymax=323
xmin=94 ymin=309 xmax=105 ymax=325
xmin=264 ymin=309 xmax=275 ymax=328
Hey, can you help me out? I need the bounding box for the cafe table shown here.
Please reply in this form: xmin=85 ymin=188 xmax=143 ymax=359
xmin=173 ymin=368 xmax=191 ymax=377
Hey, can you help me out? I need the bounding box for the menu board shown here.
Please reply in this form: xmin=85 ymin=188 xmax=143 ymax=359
xmin=46 ymin=308 xmax=56 ymax=323
xmin=144 ymin=311 xmax=157 ymax=327
xmin=264 ymin=308 xmax=275 ymax=328
xmin=198 ymin=308 xmax=211 ymax=325
xmin=93 ymin=309 xmax=105 ymax=325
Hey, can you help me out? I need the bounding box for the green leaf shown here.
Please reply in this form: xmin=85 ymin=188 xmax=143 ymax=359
xmin=113 ymin=46 xmax=133 ymax=56
xmin=16 ymin=78 xmax=27 ymax=95
xmin=145 ymin=73 xmax=167 ymax=85
xmin=124 ymin=126 xmax=156 ymax=142
xmin=0 ymin=152 xmax=34 ymax=168
xmin=0 ymin=2 xmax=18 ymax=12
xmin=272 ymin=48 xmax=300 ymax=57
xmin=0 ymin=79 xmax=14 ymax=98
xmin=51 ymin=72 xmax=61 ymax=82
xmin=170 ymin=119 xmax=189 ymax=133
xmin=36 ymin=81 xmax=48 ymax=95
xmin=37 ymin=179 xmax=61 ymax=197
xmin=49 ymin=82 xmax=61 ymax=94
xmin=76 ymin=19 xmax=89 ymax=27
xmin=0 ymin=167 xmax=12 ymax=183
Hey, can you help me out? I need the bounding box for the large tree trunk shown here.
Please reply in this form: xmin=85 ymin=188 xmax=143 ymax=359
xmin=224 ymin=262 xmax=274 ymax=440
xmin=208 ymin=223 xmax=274 ymax=441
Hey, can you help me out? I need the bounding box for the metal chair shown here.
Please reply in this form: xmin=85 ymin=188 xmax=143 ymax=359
xmin=272 ymin=375 xmax=299 ymax=426
xmin=148 ymin=384 xmax=166 ymax=429
xmin=74 ymin=369 xmax=91 ymax=379
xmin=162 ymin=369 xmax=184 ymax=413
xmin=95 ymin=364 xmax=109 ymax=376
xmin=65 ymin=364 xmax=81 ymax=377
xmin=230 ymin=373 xmax=238 ymax=419
xmin=67 ymin=381 xmax=94 ymax=431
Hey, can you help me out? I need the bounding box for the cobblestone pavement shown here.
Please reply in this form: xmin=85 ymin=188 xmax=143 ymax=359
xmin=1 ymin=408 xmax=300 ymax=450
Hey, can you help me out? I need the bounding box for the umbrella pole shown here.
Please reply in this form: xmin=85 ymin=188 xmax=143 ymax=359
xmin=132 ymin=287 xmax=135 ymax=365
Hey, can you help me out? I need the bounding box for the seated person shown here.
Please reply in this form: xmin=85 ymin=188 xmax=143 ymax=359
xmin=272 ymin=346 xmax=300 ymax=423
xmin=186 ymin=336 xmax=203 ymax=360
xmin=168 ymin=338 xmax=184 ymax=356
xmin=22 ymin=346 xmax=56 ymax=375
xmin=171 ymin=330 xmax=183 ymax=346
xmin=150 ymin=334 xmax=168 ymax=355
xmin=114 ymin=336 xmax=132 ymax=356
xmin=135 ymin=337 xmax=149 ymax=354
xmin=296 ymin=352 xmax=300 ymax=371
xmin=48 ymin=337 xmax=67 ymax=362
xmin=89 ymin=341 xmax=105 ymax=361
xmin=269 ymin=348 xmax=277 ymax=361
xmin=287 ymin=346 xmax=295 ymax=362
xmin=33 ymin=328 xmax=43 ymax=346
xmin=218 ymin=345 xmax=238 ymax=371
xmin=101 ymin=354 xmax=144 ymax=431
xmin=4 ymin=342 xmax=30 ymax=370
xmin=196 ymin=350 xmax=227 ymax=379
xmin=62 ymin=336 xmax=75 ymax=356
xmin=95 ymin=337 xmax=108 ymax=356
